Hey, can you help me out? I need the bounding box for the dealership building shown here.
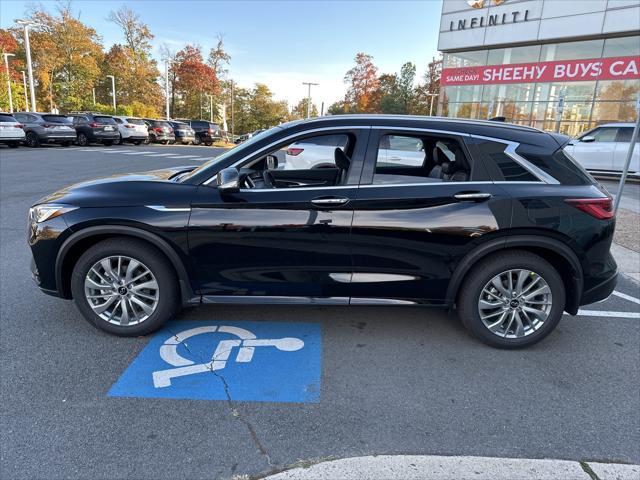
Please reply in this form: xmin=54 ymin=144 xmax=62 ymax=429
xmin=437 ymin=0 xmax=640 ymax=136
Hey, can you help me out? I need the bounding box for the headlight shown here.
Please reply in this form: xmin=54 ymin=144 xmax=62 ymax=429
xmin=29 ymin=204 xmax=78 ymax=223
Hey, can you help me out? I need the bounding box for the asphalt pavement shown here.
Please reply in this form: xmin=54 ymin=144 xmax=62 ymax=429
xmin=1 ymin=143 xmax=638 ymax=480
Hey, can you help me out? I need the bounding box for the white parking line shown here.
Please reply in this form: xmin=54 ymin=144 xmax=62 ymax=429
xmin=101 ymin=150 xmax=136 ymax=154
xmin=169 ymin=155 xmax=201 ymax=159
xmin=576 ymin=310 xmax=640 ymax=318
xmin=121 ymin=151 xmax=155 ymax=155
xmin=145 ymin=153 xmax=180 ymax=157
xmin=612 ymin=290 xmax=640 ymax=305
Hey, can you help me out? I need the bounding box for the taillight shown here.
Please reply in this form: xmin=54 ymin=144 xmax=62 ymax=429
xmin=287 ymin=147 xmax=304 ymax=156
xmin=16 ymin=124 xmax=23 ymax=129
xmin=125 ymin=124 xmax=134 ymax=128
xmin=42 ymin=123 xmax=51 ymax=128
xmin=154 ymin=127 xmax=163 ymax=133
xmin=208 ymin=128 xmax=214 ymax=134
xmin=89 ymin=122 xmax=99 ymax=128
xmin=565 ymin=197 xmax=614 ymax=220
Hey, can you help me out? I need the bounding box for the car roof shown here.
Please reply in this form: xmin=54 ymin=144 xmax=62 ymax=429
xmin=593 ymin=123 xmax=635 ymax=127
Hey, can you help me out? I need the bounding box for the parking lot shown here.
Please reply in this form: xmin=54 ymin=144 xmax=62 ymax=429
xmin=1 ymin=144 xmax=639 ymax=479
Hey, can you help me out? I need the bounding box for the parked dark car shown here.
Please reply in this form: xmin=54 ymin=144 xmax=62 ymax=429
xmin=184 ymin=119 xmax=220 ymax=145
xmin=28 ymin=115 xmax=617 ymax=348
xmin=168 ymin=121 xmax=195 ymax=145
xmin=13 ymin=112 xmax=76 ymax=147
xmin=68 ymin=113 xmax=119 ymax=146
xmin=143 ymin=119 xmax=175 ymax=144
xmin=0 ymin=112 xmax=25 ymax=147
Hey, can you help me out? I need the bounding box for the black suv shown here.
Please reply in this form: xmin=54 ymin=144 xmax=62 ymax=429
xmin=13 ymin=112 xmax=77 ymax=147
xmin=185 ymin=119 xmax=221 ymax=145
xmin=68 ymin=113 xmax=119 ymax=146
xmin=28 ymin=115 xmax=617 ymax=348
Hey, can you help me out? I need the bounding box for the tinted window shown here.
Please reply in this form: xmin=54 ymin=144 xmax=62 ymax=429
xmin=126 ymin=118 xmax=146 ymax=125
xmin=299 ymin=134 xmax=348 ymax=147
xmin=191 ymin=121 xmax=208 ymax=128
xmin=616 ymin=127 xmax=635 ymax=143
xmin=0 ymin=114 xmax=16 ymax=122
xmin=42 ymin=115 xmax=72 ymax=124
xmin=94 ymin=116 xmax=116 ymax=125
xmin=171 ymin=122 xmax=188 ymax=129
xmin=113 ymin=117 xmax=123 ymax=124
xmin=524 ymin=149 xmax=594 ymax=186
xmin=156 ymin=121 xmax=172 ymax=128
xmin=475 ymin=140 xmax=538 ymax=182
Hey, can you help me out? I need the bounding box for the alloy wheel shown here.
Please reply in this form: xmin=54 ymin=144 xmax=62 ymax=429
xmin=84 ymin=255 xmax=160 ymax=326
xmin=477 ymin=269 xmax=552 ymax=339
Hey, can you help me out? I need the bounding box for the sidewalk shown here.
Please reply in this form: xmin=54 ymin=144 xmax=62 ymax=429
xmin=260 ymin=455 xmax=640 ymax=480
xmin=613 ymin=207 xmax=640 ymax=283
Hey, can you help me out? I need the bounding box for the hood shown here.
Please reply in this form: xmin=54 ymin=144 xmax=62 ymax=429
xmin=35 ymin=166 xmax=198 ymax=208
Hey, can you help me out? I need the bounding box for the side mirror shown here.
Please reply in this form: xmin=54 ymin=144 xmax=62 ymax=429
xmin=581 ymin=136 xmax=595 ymax=143
xmin=216 ymin=167 xmax=240 ymax=193
xmin=266 ymin=154 xmax=278 ymax=170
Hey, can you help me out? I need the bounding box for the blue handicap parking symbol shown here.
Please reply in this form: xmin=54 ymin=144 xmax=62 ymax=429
xmin=109 ymin=320 xmax=321 ymax=403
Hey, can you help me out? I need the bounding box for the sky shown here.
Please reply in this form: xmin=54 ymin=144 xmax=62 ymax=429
xmin=0 ymin=0 xmax=443 ymax=111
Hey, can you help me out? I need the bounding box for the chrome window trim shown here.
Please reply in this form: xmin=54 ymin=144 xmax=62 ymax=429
xmin=470 ymin=134 xmax=560 ymax=185
xmin=203 ymin=125 xmax=371 ymax=185
xmin=145 ymin=205 xmax=191 ymax=212
xmin=237 ymin=185 xmax=355 ymax=193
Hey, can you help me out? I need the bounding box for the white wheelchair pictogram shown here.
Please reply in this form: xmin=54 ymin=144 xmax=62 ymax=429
xmin=152 ymin=325 xmax=305 ymax=388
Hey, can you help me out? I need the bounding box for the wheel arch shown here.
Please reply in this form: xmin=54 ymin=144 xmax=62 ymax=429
xmin=56 ymin=225 xmax=195 ymax=305
xmin=447 ymin=235 xmax=584 ymax=315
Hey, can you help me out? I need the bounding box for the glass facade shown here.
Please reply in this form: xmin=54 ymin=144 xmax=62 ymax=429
xmin=441 ymin=36 xmax=640 ymax=137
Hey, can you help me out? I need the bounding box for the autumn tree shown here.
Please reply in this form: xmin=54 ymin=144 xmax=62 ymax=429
xmin=344 ymin=53 xmax=379 ymax=113
xmin=208 ymin=34 xmax=231 ymax=79
xmin=104 ymin=6 xmax=162 ymax=113
xmin=172 ymin=44 xmax=219 ymax=119
xmin=20 ymin=4 xmax=103 ymax=111
xmin=0 ymin=29 xmax=28 ymax=111
xmin=327 ymin=100 xmax=349 ymax=115
xmin=414 ymin=55 xmax=442 ymax=115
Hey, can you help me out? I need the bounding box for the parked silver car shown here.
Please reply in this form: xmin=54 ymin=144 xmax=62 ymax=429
xmin=0 ymin=113 xmax=25 ymax=148
xmin=13 ymin=112 xmax=77 ymax=147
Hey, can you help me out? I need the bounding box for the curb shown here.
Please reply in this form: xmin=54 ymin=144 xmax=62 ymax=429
xmin=259 ymin=455 xmax=640 ymax=480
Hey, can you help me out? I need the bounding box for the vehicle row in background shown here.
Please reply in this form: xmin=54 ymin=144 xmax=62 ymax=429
xmin=0 ymin=113 xmax=26 ymax=147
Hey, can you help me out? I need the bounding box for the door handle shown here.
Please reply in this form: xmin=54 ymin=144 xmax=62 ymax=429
xmin=311 ymin=196 xmax=350 ymax=207
xmin=454 ymin=192 xmax=492 ymax=201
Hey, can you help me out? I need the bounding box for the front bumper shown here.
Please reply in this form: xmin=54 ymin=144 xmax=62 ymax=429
xmin=177 ymin=136 xmax=195 ymax=144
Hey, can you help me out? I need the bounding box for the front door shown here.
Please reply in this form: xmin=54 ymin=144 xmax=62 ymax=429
xmin=188 ymin=128 xmax=369 ymax=301
xmin=349 ymin=129 xmax=512 ymax=304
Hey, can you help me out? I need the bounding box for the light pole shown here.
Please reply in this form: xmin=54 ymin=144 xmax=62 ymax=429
xmin=230 ymin=81 xmax=235 ymax=138
xmin=92 ymin=87 xmax=96 ymax=106
xmin=164 ymin=61 xmax=170 ymax=120
xmin=16 ymin=19 xmax=39 ymax=113
xmin=21 ymin=71 xmax=29 ymax=111
xmin=205 ymin=93 xmax=213 ymax=122
xmin=426 ymin=93 xmax=438 ymax=116
xmin=3 ymin=53 xmax=15 ymax=113
xmin=302 ymin=82 xmax=318 ymax=118
xmin=106 ymin=75 xmax=116 ymax=113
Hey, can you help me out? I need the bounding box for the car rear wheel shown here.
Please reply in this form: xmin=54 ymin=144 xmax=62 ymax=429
xmin=70 ymin=238 xmax=180 ymax=336
xmin=193 ymin=136 xmax=201 ymax=145
xmin=25 ymin=132 xmax=40 ymax=148
xmin=113 ymin=135 xmax=122 ymax=145
xmin=77 ymin=132 xmax=89 ymax=146
xmin=457 ymin=250 xmax=565 ymax=349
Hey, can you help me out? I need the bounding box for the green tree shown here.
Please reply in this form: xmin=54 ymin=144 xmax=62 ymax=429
xmin=291 ymin=97 xmax=318 ymax=119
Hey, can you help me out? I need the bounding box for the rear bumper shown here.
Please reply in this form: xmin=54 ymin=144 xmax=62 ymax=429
xmin=580 ymin=270 xmax=618 ymax=306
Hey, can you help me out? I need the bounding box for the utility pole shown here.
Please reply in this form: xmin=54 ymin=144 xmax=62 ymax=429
xmin=165 ymin=61 xmax=170 ymax=120
xmin=321 ymin=101 xmax=324 ymax=116
xmin=3 ymin=53 xmax=15 ymax=113
xmin=426 ymin=93 xmax=438 ymax=116
xmin=230 ymin=81 xmax=235 ymax=138
xmin=92 ymin=87 xmax=96 ymax=106
xmin=21 ymin=71 xmax=29 ymax=111
xmin=106 ymin=75 xmax=116 ymax=113
xmin=16 ymin=20 xmax=39 ymax=112
xmin=205 ymin=93 xmax=213 ymax=122
xmin=302 ymin=82 xmax=318 ymax=118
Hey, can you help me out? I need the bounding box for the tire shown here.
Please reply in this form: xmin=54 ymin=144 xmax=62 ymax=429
xmin=193 ymin=136 xmax=201 ymax=146
xmin=71 ymin=238 xmax=180 ymax=337
xmin=143 ymin=137 xmax=150 ymax=145
xmin=204 ymin=140 xmax=213 ymax=146
xmin=77 ymin=132 xmax=89 ymax=146
xmin=113 ymin=135 xmax=122 ymax=145
xmin=457 ymin=250 xmax=565 ymax=349
xmin=25 ymin=132 xmax=40 ymax=148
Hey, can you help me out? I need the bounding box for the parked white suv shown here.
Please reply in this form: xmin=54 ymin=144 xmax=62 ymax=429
xmin=112 ymin=116 xmax=149 ymax=145
xmin=564 ymin=123 xmax=639 ymax=177
xmin=0 ymin=113 xmax=25 ymax=148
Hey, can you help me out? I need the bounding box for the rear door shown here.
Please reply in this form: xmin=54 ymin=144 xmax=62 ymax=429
xmin=349 ymin=128 xmax=512 ymax=304
xmin=614 ymin=127 xmax=639 ymax=173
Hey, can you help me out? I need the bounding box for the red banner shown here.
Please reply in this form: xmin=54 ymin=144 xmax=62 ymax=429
xmin=441 ymin=55 xmax=640 ymax=86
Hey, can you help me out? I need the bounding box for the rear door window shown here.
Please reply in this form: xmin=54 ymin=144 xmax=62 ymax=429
xmin=0 ymin=114 xmax=17 ymax=122
xmin=616 ymin=127 xmax=635 ymax=143
xmin=589 ymin=127 xmax=618 ymax=142
xmin=473 ymin=139 xmax=538 ymax=182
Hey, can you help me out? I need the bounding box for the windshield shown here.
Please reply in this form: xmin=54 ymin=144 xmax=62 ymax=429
xmin=179 ymin=126 xmax=281 ymax=183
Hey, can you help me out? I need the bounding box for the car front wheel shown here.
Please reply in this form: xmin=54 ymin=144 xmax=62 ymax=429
xmin=457 ymin=250 xmax=565 ymax=349
xmin=77 ymin=133 xmax=89 ymax=146
xmin=70 ymin=238 xmax=180 ymax=336
xmin=25 ymin=132 xmax=40 ymax=147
